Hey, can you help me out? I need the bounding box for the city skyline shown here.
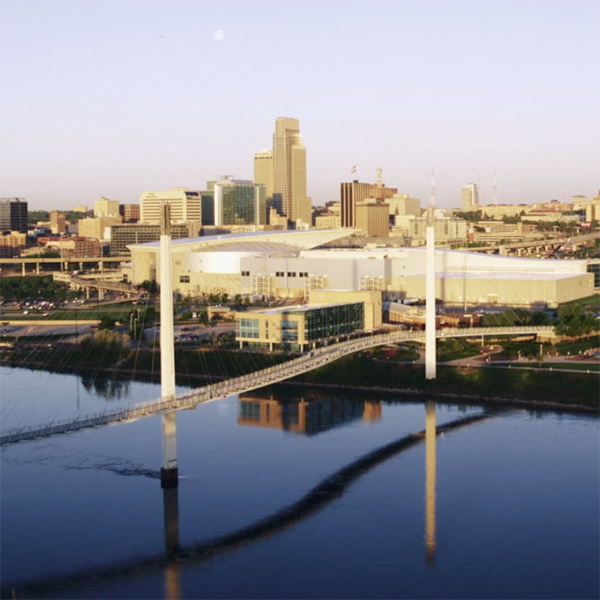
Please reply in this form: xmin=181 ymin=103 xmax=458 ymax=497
xmin=1 ymin=0 xmax=598 ymax=211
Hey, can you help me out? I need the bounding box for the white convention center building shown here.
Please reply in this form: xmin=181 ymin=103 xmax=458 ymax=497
xmin=128 ymin=229 xmax=595 ymax=308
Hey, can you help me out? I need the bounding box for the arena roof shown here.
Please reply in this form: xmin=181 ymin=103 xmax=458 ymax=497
xmin=190 ymin=240 xmax=300 ymax=255
xmin=129 ymin=228 xmax=359 ymax=253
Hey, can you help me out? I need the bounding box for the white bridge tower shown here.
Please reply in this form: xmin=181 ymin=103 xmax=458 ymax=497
xmin=160 ymin=203 xmax=178 ymax=488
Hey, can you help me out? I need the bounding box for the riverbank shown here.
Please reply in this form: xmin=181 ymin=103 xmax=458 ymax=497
xmin=2 ymin=345 xmax=598 ymax=414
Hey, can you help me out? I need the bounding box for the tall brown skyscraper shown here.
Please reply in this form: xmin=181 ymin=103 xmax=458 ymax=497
xmin=269 ymin=117 xmax=311 ymax=227
xmin=253 ymin=149 xmax=274 ymax=200
xmin=340 ymin=180 xmax=371 ymax=228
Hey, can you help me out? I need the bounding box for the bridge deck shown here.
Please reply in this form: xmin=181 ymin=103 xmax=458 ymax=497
xmin=0 ymin=326 xmax=554 ymax=446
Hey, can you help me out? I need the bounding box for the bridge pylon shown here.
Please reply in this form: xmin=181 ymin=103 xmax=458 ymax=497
xmin=425 ymin=222 xmax=436 ymax=379
xmin=160 ymin=204 xmax=178 ymax=488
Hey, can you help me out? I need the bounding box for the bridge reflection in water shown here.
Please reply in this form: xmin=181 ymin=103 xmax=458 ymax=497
xmin=158 ymin=397 xmax=438 ymax=599
xmin=3 ymin=399 xmax=489 ymax=600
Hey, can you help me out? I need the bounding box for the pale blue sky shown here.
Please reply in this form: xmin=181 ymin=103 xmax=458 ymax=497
xmin=1 ymin=0 xmax=598 ymax=210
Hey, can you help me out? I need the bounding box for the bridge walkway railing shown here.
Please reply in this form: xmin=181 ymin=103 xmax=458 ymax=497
xmin=0 ymin=326 xmax=554 ymax=446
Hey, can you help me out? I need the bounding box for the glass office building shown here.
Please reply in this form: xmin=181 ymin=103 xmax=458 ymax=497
xmin=0 ymin=198 xmax=28 ymax=233
xmin=235 ymin=302 xmax=364 ymax=351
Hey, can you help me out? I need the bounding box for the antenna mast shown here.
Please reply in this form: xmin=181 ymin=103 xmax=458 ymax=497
xmin=493 ymin=161 xmax=497 ymax=205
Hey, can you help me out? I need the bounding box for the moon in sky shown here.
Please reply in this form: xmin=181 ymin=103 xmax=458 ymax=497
xmin=214 ymin=29 xmax=225 ymax=41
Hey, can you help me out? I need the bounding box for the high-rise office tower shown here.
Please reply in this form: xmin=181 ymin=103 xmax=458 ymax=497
xmin=461 ymin=183 xmax=479 ymax=212
xmin=271 ymin=117 xmax=311 ymax=227
xmin=340 ymin=180 xmax=371 ymax=228
xmin=139 ymin=188 xmax=201 ymax=225
xmin=212 ymin=176 xmax=266 ymax=226
xmin=0 ymin=198 xmax=28 ymax=233
xmin=253 ymin=149 xmax=274 ymax=200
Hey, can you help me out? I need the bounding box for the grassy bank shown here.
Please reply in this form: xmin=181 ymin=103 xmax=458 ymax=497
xmin=2 ymin=345 xmax=597 ymax=412
xmin=292 ymin=355 xmax=599 ymax=411
xmin=1 ymin=345 xmax=293 ymax=381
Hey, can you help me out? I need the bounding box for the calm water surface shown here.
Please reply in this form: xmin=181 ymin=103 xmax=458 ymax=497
xmin=1 ymin=366 xmax=598 ymax=599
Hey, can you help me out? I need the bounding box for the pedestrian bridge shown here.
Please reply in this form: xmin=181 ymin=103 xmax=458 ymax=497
xmin=0 ymin=326 xmax=554 ymax=446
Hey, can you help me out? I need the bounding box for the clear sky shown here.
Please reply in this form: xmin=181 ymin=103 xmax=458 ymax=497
xmin=1 ymin=0 xmax=599 ymax=211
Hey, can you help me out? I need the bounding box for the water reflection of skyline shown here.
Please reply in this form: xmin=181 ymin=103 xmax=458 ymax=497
xmin=237 ymin=394 xmax=382 ymax=435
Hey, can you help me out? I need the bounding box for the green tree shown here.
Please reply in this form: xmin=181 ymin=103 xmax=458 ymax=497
xmin=531 ymin=311 xmax=553 ymax=326
xmin=139 ymin=280 xmax=159 ymax=296
xmin=77 ymin=329 xmax=130 ymax=366
xmin=28 ymin=210 xmax=49 ymax=224
xmin=555 ymin=304 xmax=599 ymax=337
xmin=455 ymin=210 xmax=482 ymax=223
xmin=98 ymin=315 xmax=115 ymax=330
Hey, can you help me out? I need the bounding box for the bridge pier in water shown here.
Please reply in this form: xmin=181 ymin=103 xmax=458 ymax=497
xmin=160 ymin=203 xmax=178 ymax=489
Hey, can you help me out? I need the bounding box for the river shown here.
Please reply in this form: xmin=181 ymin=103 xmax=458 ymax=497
xmin=1 ymin=366 xmax=598 ymax=599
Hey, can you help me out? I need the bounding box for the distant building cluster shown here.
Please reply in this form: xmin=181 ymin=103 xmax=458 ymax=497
xmin=0 ymin=117 xmax=600 ymax=324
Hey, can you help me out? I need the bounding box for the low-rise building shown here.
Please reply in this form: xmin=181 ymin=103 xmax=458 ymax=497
xmin=235 ymin=301 xmax=366 ymax=352
xmin=395 ymin=215 xmax=467 ymax=244
xmin=481 ymin=204 xmax=531 ymax=219
xmin=355 ymin=201 xmax=389 ymax=237
xmin=49 ymin=210 xmax=66 ymax=235
xmin=94 ymin=196 xmax=120 ymax=219
xmin=110 ymin=223 xmax=190 ymax=256
xmin=46 ymin=237 xmax=101 ymax=258
xmin=584 ymin=193 xmax=600 ymax=223
xmin=314 ymin=213 xmax=342 ymax=229
xmin=119 ymin=204 xmax=140 ymax=223
xmin=78 ymin=216 xmax=122 ymax=240
xmin=0 ymin=231 xmax=27 ymax=257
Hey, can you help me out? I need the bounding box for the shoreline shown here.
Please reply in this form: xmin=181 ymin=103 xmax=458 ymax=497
xmin=271 ymin=380 xmax=598 ymax=414
xmin=2 ymin=358 xmax=597 ymax=415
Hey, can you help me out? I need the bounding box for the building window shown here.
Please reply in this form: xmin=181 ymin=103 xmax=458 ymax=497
xmin=179 ymin=275 xmax=190 ymax=283
xmin=287 ymin=272 xmax=296 ymax=277
xmin=241 ymin=270 xmax=250 ymax=277
xmin=239 ymin=318 xmax=259 ymax=339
